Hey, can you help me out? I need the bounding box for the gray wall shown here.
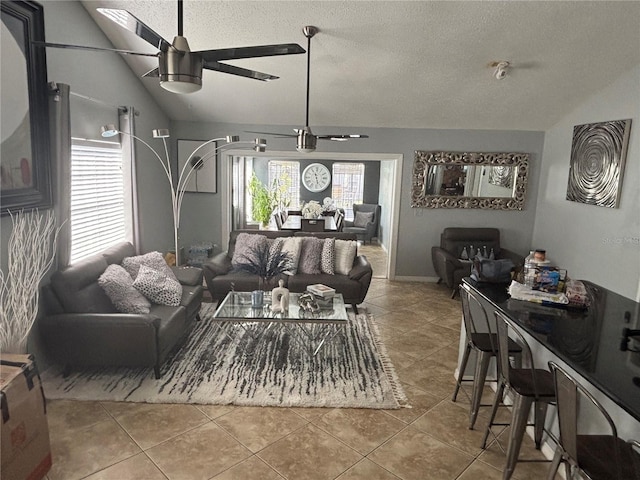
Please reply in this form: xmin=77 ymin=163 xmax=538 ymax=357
xmin=0 ymin=1 xmax=169 ymax=360
xmin=532 ymin=65 xmax=640 ymax=301
xmin=172 ymin=121 xmax=546 ymax=278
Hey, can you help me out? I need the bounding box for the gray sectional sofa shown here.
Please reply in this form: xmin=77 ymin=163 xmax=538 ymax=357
xmin=203 ymin=230 xmax=373 ymax=313
xmin=41 ymin=242 xmax=203 ymax=378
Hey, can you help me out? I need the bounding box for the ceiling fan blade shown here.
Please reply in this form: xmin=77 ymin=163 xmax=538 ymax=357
xmin=96 ymin=8 xmax=172 ymax=52
xmin=33 ymin=41 xmax=157 ymax=57
xmin=316 ymin=134 xmax=370 ymax=140
xmin=143 ymin=67 xmax=160 ymax=77
xmin=198 ymin=43 xmax=305 ymax=62
xmin=203 ymin=61 xmax=278 ymax=81
xmin=245 ymin=130 xmax=297 ymax=138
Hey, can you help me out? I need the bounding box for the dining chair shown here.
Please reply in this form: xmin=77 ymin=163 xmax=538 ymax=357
xmin=453 ymin=282 xmax=522 ymax=429
xmin=482 ymin=311 xmax=557 ymax=480
xmin=547 ymin=361 xmax=640 ymax=480
xmin=301 ymin=218 xmax=325 ymax=232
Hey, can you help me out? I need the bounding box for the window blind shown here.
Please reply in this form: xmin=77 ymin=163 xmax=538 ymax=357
xmin=332 ymin=163 xmax=365 ymax=220
xmin=70 ymin=138 xmax=125 ymax=263
xmin=268 ymin=160 xmax=300 ymax=209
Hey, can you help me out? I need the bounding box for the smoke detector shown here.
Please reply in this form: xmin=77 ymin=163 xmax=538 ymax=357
xmin=491 ymin=61 xmax=510 ymax=80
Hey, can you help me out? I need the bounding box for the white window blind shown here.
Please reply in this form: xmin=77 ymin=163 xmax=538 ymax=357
xmin=70 ymin=138 xmax=125 ymax=263
xmin=268 ymin=160 xmax=300 ymax=209
xmin=332 ymin=163 xmax=365 ymax=220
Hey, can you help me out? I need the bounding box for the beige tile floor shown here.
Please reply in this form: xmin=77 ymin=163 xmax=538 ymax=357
xmin=44 ymin=277 xmax=552 ymax=480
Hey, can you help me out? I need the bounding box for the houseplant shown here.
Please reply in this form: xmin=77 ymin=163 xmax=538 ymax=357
xmin=248 ymin=173 xmax=276 ymax=228
xmin=0 ymin=209 xmax=60 ymax=353
xmin=232 ymin=242 xmax=292 ymax=291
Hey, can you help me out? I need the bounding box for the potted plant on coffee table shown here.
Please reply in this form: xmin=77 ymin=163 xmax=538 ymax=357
xmin=232 ymin=242 xmax=292 ymax=291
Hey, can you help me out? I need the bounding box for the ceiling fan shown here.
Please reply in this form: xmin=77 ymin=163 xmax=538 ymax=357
xmin=37 ymin=0 xmax=305 ymax=94
xmin=247 ymin=26 xmax=368 ymax=152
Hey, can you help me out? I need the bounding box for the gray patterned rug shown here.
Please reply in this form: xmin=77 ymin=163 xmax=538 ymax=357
xmin=41 ymin=304 xmax=407 ymax=409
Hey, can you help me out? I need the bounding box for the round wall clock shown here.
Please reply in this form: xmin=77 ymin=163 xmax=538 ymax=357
xmin=302 ymin=163 xmax=331 ymax=192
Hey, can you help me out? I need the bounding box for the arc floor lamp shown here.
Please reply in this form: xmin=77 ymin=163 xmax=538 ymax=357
xmin=101 ymin=124 xmax=266 ymax=265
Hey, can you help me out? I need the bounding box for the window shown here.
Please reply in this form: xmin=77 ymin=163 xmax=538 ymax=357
xmin=268 ymin=160 xmax=300 ymax=209
xmin=69 ymin=138 xmax=126 ymax=263
xmin=331 ymin=163 xmax=365 ymax=220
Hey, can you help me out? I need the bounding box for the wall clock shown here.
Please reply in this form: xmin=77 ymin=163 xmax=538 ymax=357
xmin=302 ymin=163 xmax=331 ymax=192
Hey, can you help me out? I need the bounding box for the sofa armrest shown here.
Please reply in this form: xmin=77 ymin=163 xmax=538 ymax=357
xmin=431 ymin=246 xmax=465 ymax=288
xmin=40 ymin=313 xmax=161 ymax=367
xmin=204 ymin=252 xmax=232 ymax=277
xmin=172 ymin=266 xmax=204 ymax=286
xmin=349 ymin=255 xmax=372 ymax=281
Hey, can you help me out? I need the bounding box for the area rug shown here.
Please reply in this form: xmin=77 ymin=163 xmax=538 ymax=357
xmin=41 ymin=304 xmax=408 ymax=409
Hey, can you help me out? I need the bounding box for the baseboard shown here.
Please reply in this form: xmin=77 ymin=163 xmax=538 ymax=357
xmin=393 ymin=275 xmax=440 ymax=283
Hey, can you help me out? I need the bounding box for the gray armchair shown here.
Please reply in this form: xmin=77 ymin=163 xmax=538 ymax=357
xmin=343 ymin=204 xmax=381 ymax=244
xmin=431 ymin=227 xmax=524 ymax=298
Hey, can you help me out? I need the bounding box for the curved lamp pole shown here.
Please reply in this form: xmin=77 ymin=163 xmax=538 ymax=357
xmin=101 ymin=124 xmax=266 ymax=265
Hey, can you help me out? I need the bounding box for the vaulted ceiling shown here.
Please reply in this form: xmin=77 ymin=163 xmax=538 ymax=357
xmin=75 ymin=0 xmax=640 ymax=132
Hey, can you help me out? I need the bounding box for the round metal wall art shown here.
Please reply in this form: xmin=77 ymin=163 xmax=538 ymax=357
xmin=566 ymin=119 xmax=632 ymax=208
xmin=411 ymin=151 xmax=529 ymax=210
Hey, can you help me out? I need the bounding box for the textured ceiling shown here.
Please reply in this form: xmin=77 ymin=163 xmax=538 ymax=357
xmin=75 ymin=0 xmax=640 ymax=132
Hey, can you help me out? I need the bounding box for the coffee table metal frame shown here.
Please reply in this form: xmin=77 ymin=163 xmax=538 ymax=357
xmin=211 ymin=291 xmax=349 ymax=355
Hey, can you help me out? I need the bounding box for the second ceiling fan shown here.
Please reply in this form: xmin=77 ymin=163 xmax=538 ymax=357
xmin=249 ymin=26 xmax=368 ymax=152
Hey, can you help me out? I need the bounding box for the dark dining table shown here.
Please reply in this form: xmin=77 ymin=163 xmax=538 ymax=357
xmin=462 ymin=277 xmax=640 ymax=423
xmin=280 ymin=215 xmax=337 ymax=232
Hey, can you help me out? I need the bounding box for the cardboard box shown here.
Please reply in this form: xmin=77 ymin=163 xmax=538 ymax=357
xmin=1 ymin=354 xmax=51 ymax=480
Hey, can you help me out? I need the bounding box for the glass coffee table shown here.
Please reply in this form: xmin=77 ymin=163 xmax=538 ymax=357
xmin=211 ymin=291 xmax=349 ymax=355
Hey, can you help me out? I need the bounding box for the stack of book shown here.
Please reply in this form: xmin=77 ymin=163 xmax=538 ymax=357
xmin=307 ymin=284 xmax=336 ymax=298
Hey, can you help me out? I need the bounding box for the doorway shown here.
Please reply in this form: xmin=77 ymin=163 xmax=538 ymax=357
xmin=219 ymin=150 xmax=403 ymax=280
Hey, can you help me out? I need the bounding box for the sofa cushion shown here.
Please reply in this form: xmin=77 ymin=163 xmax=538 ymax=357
xmin=298 ymin=237 xmax=323 ymax=275
xmin=354 ymin=211 xmax=374 ymax=227
xmin=231 ymin=233 xmax=269 ymax=267
xmin=102 ymin=242 xmax=136 ymax=265
xmin=321 ymin=238 xmax=335 ymax=275
xmin=334 ymin=240 xmax=357 ymax=275
xmin=51 ymin=254 xmax=117 ymax=313
xmin=98 ymin=264 xmax=151 ymax=314
xmin=281 ymin=237 xmax=303 ymax=275
xmin=288 ymin=274 xmax=362 ymax=299
xmin=133 ymin=265 xmax=182 ymax=306
xmin=122 ymin=251 xmax=177 ymax=281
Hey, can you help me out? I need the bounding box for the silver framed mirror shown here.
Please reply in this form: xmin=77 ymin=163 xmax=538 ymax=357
xmin=411 ymin=151 xmax=529 ymax=210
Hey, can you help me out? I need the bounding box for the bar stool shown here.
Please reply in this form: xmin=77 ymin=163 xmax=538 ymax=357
xmin=547 ymin=362 xmax=640 ymax=479
xmin=453 ymin=283 xmax=522 ymax=429
xmin=481 ymin=311 xmax=556 ymax=480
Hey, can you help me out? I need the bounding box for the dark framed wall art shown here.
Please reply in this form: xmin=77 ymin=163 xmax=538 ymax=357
xmin=1 ymin=0 xmax=52 ymax=214
xmin=566 ymin=119 xmax=631 ymax=208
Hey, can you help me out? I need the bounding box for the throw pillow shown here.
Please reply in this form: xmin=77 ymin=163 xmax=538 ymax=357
xmin=133 ymin=264 xmax=182 ymax=306
xmin=231 ymin=233 xmax=269 ymax=267
xmin=98 ymin=264 xmax=151 ymax=314
xmin=321 ymin=238 xmax=335 ymax=275
xmin=354 ymin=211 xmax=374 ymax=228
xmin=280 ymin=237 xmax=303 ymax=275
xmin=122 ymin=251 xmax=177 ymax=281
xmin=334 ymin=239 xmax=357 ymax=275
xmin=298 ymin=237 xmax=323 ymax=275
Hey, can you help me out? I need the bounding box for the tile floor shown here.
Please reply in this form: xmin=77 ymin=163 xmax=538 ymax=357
xmin=43 ymin=277 xmax=552 ymax=480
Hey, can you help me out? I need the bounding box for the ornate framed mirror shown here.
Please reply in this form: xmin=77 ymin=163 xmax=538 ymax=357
xmin=411 ymin=151 xmax=529 ymax=210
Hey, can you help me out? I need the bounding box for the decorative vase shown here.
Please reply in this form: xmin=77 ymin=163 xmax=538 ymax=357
xmin=271 ymin=279 xmax=290 ymax=313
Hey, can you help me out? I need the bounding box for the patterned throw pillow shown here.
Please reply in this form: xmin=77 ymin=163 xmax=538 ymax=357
xmin=298 ymin=237 xmax=323 ymax=274
xmin=231 ymin=233 xmax=269 ymax=267
xmin=354 ymin=211 xmax=374 ymax=228
xmin=280 ymin=237 xmax=303 ymax=275
xmin=98 ymin=264 xmax=151 ymax=314
xmin=334 ymin=240 xmax=357 ymax=275
xmin=321 ymin=238 xmax=335 ymax=275
xmin=133 ymin=264 xmax=182 ymax=306
xmin=122 ymin=251 xmax=177 ymax=281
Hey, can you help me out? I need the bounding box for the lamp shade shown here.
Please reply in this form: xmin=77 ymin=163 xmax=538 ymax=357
xmin=100 ymin=124 xmax=119 ymax=138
